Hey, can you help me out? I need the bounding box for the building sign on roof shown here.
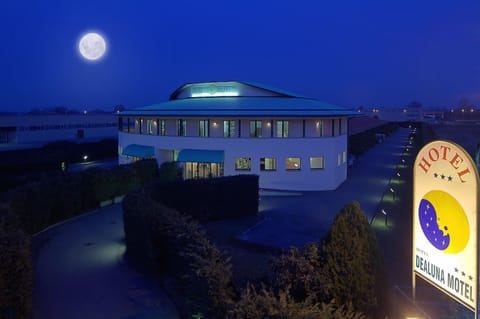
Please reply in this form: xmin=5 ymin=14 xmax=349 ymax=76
xmin=191 ymin=84 xmax=238 ymax=97
xmin=412 ymin=140 xmax=479 ymax=312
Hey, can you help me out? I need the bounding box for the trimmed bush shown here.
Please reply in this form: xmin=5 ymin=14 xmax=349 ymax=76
xmin=349 ymin=122 xmax=399 ymax=157
xmin=0 ymin=205 xmax=32 ymax=319
xmin=6 ymin=159 xmax=159 ymax=235
xmin=122 ymin=190 xmax=235 ymax=318
xmin=149 ymin=174 xmax=259 ymax=222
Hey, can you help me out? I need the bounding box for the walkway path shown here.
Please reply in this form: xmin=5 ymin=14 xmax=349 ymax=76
xmin=32 ymin=204 xmax=179 ymax=319
xmin=239 ymin=127 xmax=412 ymax=249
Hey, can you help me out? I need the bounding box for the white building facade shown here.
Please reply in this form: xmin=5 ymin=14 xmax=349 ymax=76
xmin=118 ymin=81 xmax=359 ymax=191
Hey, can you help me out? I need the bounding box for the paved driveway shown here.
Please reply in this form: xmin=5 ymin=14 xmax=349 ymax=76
xmin=32 ymin=203 xmax=179 ymax=319
xmin=240 ymin=127 xmax=412 ymax=248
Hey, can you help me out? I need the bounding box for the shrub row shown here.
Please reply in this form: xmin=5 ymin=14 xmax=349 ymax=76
xmin=349 ymin=122 xmax=399 ymax=157
xmin=122 ymin=190 xmax=235 ymax=318
xmin=5 ymin=159 xmax=158 ymax=234
xmin=148 ymin=174 xmax=259 ymax=222
xmin=0 ymin=205 xmax=32 ymax=319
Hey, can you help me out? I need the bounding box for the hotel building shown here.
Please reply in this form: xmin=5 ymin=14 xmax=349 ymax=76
xmin=118 ymin=81 xmax=359 ymax=191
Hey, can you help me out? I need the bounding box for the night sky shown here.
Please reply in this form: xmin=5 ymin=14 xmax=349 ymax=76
xmin=1 ymin=0 xmax=480 ymax=112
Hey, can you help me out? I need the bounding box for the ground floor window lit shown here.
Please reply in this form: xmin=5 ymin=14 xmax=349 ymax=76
xmin=184 ymin=162 xmax=224 ymax=179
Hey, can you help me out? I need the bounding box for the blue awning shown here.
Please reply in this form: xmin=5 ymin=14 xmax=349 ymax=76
xmin=177 ymin=149 xmax=224 ymax=163
xmin=122 ymin=144 xmax=155 ymax=158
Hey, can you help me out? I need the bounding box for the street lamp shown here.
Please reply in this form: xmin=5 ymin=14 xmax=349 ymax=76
xmin=83 ymin=155 xmax=88 ymax=162
xmin=390 ymin=187 xmax=395 ymax=201
xmin=382 ymin=209 xmax=388 ymax=226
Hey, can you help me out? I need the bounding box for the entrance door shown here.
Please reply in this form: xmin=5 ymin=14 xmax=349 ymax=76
xmin=184 ymin=162 xmax=224 ymax=179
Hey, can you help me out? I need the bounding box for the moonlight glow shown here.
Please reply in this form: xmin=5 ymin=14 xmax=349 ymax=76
xmin=78 ymin=32 xmax=107 ymax=61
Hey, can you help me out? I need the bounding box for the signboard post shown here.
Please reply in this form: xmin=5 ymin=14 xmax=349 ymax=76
xmin=412 ymin=140 xmax=479 ymax=316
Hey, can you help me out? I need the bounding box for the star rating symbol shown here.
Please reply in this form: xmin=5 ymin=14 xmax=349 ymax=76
xmin=469 ymin=275 xmax=473 ymax=281
xmin=433 ymin=172 xmax=453 ymax=182
xmin=462 ymin=271 xmax=466 ymax=277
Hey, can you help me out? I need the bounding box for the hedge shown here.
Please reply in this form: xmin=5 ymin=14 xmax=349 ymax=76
xmin=348 ymin=122 xmax=399 ymax=157
xmin=148 ymin=174 xmax=259 ymax=222
xmin=122 ymin=190 xmax=235 ymax=318
xmin=0 ymin=205 xmax=32 ymax=319
xmin=6 ymin=159 xmax=159 ymax=234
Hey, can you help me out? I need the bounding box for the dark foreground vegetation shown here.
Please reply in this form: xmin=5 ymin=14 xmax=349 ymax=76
xmin=0 ymin=121 xmax=441 ymax=318
xmin=123 ymin=178 xmax=388 ymax=318
xmin=0 ymin=159 xmax=159 ymax=319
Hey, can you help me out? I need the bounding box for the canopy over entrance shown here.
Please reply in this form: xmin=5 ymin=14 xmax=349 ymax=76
xmin=177 ymin=149 xmax=224 ymax=163
xmin=122 ymin=144 xmax=155 ymax=158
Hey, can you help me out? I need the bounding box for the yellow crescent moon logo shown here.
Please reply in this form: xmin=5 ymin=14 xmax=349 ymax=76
xmin=418 ymin=190 xmax=469 ymax=254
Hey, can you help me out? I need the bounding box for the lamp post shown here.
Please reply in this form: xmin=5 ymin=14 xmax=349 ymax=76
xmin=390 ymin=187 xmax=395 ymax=201
xmin=382 ymin=209 xmax=388 ymax=227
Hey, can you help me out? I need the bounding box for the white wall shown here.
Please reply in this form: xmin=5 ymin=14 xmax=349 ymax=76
xmin=119 ymin=132 xmax=348 ymax=191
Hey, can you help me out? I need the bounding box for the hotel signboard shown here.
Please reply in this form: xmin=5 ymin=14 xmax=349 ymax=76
xmin=413 ymin=140 xmax=479 ymax=312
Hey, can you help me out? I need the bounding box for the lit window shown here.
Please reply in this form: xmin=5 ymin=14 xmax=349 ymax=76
xmin=276 ymin=120 xmax=289 ymax=138
xmin=249 ymin=120 xmax=262 ymax=137
xmin=224 ymin=120 xmax=235 ymax=137
xmin=260 ymin=157 xmax=276 ymax=171
xmin=286 ymin=157 xmax=301 ymax=170
xmin=337 ymin=153 xmax=341 ymax=166
xmin=235 ymin=158 xmax=251 ymax=170
xmin=199 ymin=120 xmax=209 ymax=137
xmin=177 ymin=119 xmax=186 ymax=136
xmin=310 ymin=157 xmax=325 ymax=169
xmin=343 ymin=151 xmax=347 ymax=163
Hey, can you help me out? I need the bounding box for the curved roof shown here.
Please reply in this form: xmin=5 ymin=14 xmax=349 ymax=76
xmin=121 ymin=81 xmax=359 ymax=117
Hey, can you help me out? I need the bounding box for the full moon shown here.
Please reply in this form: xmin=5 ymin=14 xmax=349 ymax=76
xmin=78 ymin=32 xmax=107 ymax=61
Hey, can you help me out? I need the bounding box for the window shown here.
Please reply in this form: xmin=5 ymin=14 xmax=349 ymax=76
xmin=316 ymin=120 xmax=323 ymax=137
xmin=235 ymin=158 xmax=251 ymax=170
xmin=146 ymin=119 xmax=155 ymax=135
xmin=137 ymin=118 xmax=144 ymax=134
xmin=177 ymin=119 xmax=186 ymax=136
xmin=249 ymin=120 xmax=262 ymax=137
xmin=158 ymin=119 xmax=167 ymax=136
xmin=276 ymin=120 xmax=289 ymax=138
xmin=286 ymin=157 xmax=301 ymax=170
xmin=260 ymin=157 xmax=276 ymax=171
xmin=343 ymin=151 xmax=347 ymax=163
xmin=224 ymin=120 xmax=235 ymax=137
xmin=338 ymin=119 xmax=342 ymax=135
xmin=310 ymin=157 xmax=325 ymax=169
xmin=199 ymin=120 xmax=209 ymax=137
xmin=337 ymin=153 xmax=341 ymax=166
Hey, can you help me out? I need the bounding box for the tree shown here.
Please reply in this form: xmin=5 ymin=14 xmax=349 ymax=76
xmin=271 ymin=243 xmax=326 ymax=301
xmin=321 ymin=201 xmax=386 ymax=316
xmin=228 ymin=284 xmax=365 ymax=319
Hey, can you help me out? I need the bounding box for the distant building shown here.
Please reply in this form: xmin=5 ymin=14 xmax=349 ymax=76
xmin=117 ymin=81 xmax=359 ymax=191
xmin=0 ymin=113 xmax=118 ymax=150
xmin=363 ymin=104 xmax=424 ymax=122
